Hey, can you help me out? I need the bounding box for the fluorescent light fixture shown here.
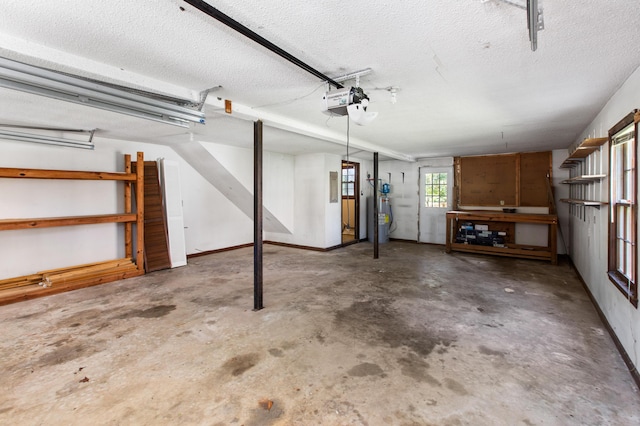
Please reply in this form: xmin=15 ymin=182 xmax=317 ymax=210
xmin=0 ymin=57 xmax=206 ymax=127
xmin=0 ymin=125 xmax=95 ymax=150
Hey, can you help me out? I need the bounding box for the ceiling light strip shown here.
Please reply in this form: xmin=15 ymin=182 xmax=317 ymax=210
xmin=0 ymin=57 xmax=205 ymax=127
xmin=0 ymin=129 xmax=95 ymax=150
xmin=183 ymin=0 xmax=344 ymax=89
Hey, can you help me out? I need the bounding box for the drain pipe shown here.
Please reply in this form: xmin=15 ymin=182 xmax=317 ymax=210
xmin=183 ymin=0 xmax=343 ymax=89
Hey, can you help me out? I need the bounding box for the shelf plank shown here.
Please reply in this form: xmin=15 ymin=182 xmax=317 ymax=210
xmin=0 ymin=168 xmax=136 ymax=181
xmin=561 ymin=174 xmax=607 ymax=184
xmin=579 ymin=137 xmax=609 ymax=148
xmin=446 ymin=210 xmax=557 ymax=225
xmin=559 ymin=199 xmax=608 ymax=206
xmin=0 ymin=213 xmax=137 ymax=231
xmin=448 ymin=243 xmax=552 ymax=261
xmin=0 ymin=267 xmax=144 ymax=306
xmin=560 ymin=137 xmax=609 ymax=168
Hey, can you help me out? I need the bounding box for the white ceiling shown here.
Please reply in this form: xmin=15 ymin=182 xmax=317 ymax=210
xmin=1 ymin=0 xmax=639 ymax=161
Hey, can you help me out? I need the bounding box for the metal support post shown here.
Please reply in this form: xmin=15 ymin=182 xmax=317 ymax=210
xmin=373 ymin=152 xmax=379 ymax=259
xmin=254 ymin=120 xmax=264 ymax=310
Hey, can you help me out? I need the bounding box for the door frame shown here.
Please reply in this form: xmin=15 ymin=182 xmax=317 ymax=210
xmin=341 ymin=161 xmax=360 ymax=245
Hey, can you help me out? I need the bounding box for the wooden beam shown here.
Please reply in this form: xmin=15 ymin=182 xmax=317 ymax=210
xmin=124 ymin=154 xmax=133 ymax=259
xmin=135 ymin=151 xmax=145 ymax=273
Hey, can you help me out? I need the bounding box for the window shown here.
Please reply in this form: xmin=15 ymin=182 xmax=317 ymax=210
xmin=342 ymin=166 xmax=355 ymax=197
xmin=425 ymin=172 xmax=448 ymax=208
xmin=608 ymin=111 xmax=638 ymax=307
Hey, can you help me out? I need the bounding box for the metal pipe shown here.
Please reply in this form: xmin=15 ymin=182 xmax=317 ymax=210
xmin=254 ymin=120 xmax=264 ymax=311
xmin=373 ymin=152 xmax=379 ymax=259
xmin=183 ymin=0 xmax=343 ymax=89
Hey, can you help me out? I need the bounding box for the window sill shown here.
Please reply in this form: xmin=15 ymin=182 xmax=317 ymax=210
xmin=607 ymin=271 xmax=638 ymax=308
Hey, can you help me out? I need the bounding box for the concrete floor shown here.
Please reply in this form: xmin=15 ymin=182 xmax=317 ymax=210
xmin=1 ymin=242 xmax=639 ymax=425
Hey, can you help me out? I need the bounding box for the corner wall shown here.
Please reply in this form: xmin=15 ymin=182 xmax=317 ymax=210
xmin=567 ymin=64 xmax=640 ymax=375
xmin=0 ymin=136 xmax=312 ymax=278
xmin=265 ymin=152 xmax=342 ymax=248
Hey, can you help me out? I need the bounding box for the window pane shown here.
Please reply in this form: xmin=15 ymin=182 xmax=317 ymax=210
xmin=424 ymin=173 xmax=448 ymax=208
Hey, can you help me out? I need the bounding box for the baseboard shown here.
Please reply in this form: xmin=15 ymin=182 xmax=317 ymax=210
xmin=187 ymin=241 xmax=348 ymax=258
xmin=390 ymin=238 xmax=419 ymax=243
xmin=569 ymin=257 xmax=640 ymax=390
xmin=265 ymin=241 xmax=343 ymax=252
xmin=186 ymin=243 xmax=253 ymax=258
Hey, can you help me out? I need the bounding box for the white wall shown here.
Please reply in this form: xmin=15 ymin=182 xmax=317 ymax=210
xmin=378 ymin=159 xmax=420 ymax=241
xmin=0 ymin=137 xmax=302 ymax=278
xmin=376 ymin=157 xmax=454 ymax=242
xmin=324 ymin=154 xmax=343 ymax=247
xmin=566 ymin=64 xmax=640 ymax=373
xmin=0 ymin=138 xmax=172 ymax=278
xmin=266 ymin=152 xmax=342 ymax=248
xmin=552 ymin=149 xmax=571 ymax=254
xmin=358 ymin=159 xmax=373 ymax=240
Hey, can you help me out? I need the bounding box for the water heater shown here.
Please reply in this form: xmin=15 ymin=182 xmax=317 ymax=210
xmin=367 ymin=196 xmax=390 ymax=243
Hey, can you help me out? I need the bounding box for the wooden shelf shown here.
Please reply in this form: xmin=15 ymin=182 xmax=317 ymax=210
xmin=0 ymin=213 xmax=137 ymax=231
xmin=560 ymin=137 xmax=608 ymax=168
xmin=448 ymin=242 xmax=553 ymax=262
xmin=0 ymin=153 xmax=145 ymax=305
xmin=0 ymin=168 xmax=136 ymax=181
xmin=560 ymin=199 xmax=608 ymax=207
xmin=445 ymin=210 xmax=558 ymax=264
xmin=561 ymin=174 xmax=606 ymax=184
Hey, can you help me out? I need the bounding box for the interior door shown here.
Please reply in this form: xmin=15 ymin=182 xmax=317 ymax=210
xmin=341 ymin=161 xmax=359 ymax=244
xmin=418 ymin=167 xmax=453 ymax=244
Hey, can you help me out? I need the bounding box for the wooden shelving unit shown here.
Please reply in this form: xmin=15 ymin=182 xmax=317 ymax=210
xmin=445 ymin=210 xmax=558 ymax=264
xmin=560 ymin=138 xmax=608 ymax=208
xmin=0 ymin=152 xmax=145 ymax=305
xmin=560 ymin=137 xmax=608 ymax=168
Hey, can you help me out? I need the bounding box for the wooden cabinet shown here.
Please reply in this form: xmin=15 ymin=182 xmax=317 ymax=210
xmin=445 ymin=210 xmax=558 ymax=264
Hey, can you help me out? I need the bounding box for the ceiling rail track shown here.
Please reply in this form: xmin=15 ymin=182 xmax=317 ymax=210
xmin=183 ymin=0 xmax=343 ymax=89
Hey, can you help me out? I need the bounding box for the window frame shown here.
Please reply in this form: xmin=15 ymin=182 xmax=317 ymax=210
xmin=608 ymin=110 xmax=639 ymax=308
xmin=341 ymin=162 xmax=358 ymax=199
xmin=424 ymin=172 xmax=449 ymax=208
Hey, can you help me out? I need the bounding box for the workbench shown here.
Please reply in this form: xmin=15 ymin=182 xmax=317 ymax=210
xmin=445 ymin=210 xmax=558 ymax=264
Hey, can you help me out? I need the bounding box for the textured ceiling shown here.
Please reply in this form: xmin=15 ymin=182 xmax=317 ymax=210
xmin=1 ymin=0 xmax=639 ymax=160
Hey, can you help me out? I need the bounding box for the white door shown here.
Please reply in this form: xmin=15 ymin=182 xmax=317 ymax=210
xmin=418 ymin=167 xmax=453 ymax=244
